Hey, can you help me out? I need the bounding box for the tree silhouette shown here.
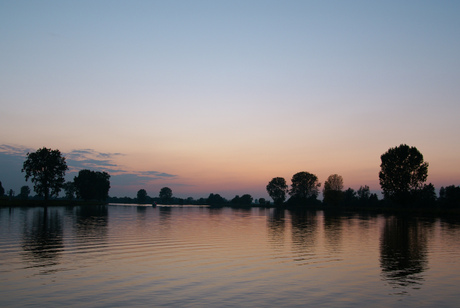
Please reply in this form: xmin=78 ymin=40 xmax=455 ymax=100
xmin=266 ymin=177 xmax=288 ymax=206
xmin=137 ymin=189 xmax=148 ymax=204
xmin=63 ymin=181 xmax=76 ymax=200
xmin=159 ymin=187 xmax=172 ymax=204
xmin=289 ymin=171 xmax=321 ymax=203
xmin=0 ymin=181 xmax=4 ymax=197
xmin=379 ymin=144 xmax=428 ymax=205
xmin=19 ymin=186 xmax=30 ymax=200
xmin=323 ymin=174 xmax=344 ymax=205
xmin=22 ymin=147 xmax=68 ymax=201
xmin=74 ymin=169 xmax=111 ymax=201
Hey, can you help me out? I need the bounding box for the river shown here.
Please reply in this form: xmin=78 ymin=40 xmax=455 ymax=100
xmin=1 ymin=204 xmax=460 ymax=307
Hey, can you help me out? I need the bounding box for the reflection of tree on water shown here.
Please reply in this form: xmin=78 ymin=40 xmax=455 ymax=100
xmin=380 ymin=215 xmax=429 ymax=292
xmin=323 ymin=213 xmax=343 ymax=254
xmin=289 ymin=209 xmax=319 ymax=264
xmin=73 ymin=205 xmax=108 ymax=243
xmin=21 ymin=207 xmax=64 ymax=273
xmin=267 ymin=208 xmax=286 ymax=249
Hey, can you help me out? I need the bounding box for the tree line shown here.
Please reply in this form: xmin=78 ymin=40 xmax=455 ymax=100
xmin=1 ymin=144 xmax=459 ymax=208
xmin=266 ymin=144 xmax=460 ymax=208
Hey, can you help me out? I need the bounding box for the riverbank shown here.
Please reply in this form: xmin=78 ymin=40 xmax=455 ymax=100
xmin=0 ymin=199 xmax=107 ymax=207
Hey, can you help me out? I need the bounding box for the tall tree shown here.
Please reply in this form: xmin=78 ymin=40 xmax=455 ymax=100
xmin=266 ymin=177 xmax=288 ymax=206
xmin=289 ymin=171 xmax=321 ymax=201
xmin=379 ymin=144 xmax=429 ymax=204
xmin=74 ymin=169 xmax=111 ymax=201
xmin=22 ymin=147 xmax=68 ymax=201
xmin=0 ymin=181 xmax=4 ymax=197
xmin=323 ymin=174 xmax=344 ymax=205
xmin=159 ymin=187 xmax=172 ymax=204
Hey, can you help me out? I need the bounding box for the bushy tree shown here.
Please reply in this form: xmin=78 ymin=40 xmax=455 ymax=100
xmin=137 ymin=189 xmax=148 ymax=203
xmin=379 ymin=144 xmax=429 ymax=205
xmin=323 ymin=174 xmax=344 ymax=205
xmin=74 ymin=169 xmax=111 ymax=201
xmin=207 ymin=193 xmax=226 ymax=206
xmin=266 ymin=177 xmax=288 ymax=206
xmin=232 ymin=194 xmax=253 ymax=206
xmin=22 ymin=147 xmax=68 ymax=201
xmin=289 ymin=171 xmax=321 ymax=201
xmin=159 ymin=187 xmax=172 ymax=204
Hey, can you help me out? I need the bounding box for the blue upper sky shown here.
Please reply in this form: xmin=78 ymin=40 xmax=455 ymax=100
xmin=1 ymin=1 xmax=459 ymax=199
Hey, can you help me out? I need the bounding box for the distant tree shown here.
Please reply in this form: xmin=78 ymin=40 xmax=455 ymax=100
xmin=22 ymin=147 xmax=68 ymax=201
xmin=19 ymin=186 xmax=30 ymax=200
xmin=63 ymin=181 xmax=76 ymax=200
xmin=415 ymin=183 xmax=437 ymax=206
xmin=207 ymin=193 xmax=226 ymax=206
xmin=439 ymin=185 xmax=460 ymax=207
xmin=266 ymin=177 xmax=288 ymax=206
xmin=74 ymin=169 xmax=111 ymax=201
xmin=258 ymin=198 xmax=267 ymax=206
xmin=289 ymin=171 xmax=321 ymax=203
xmin=323 ymin=174 xmax=344 ymax=205
xmin=8 ymin=189 xmax=15 ymax=200
xmin=238 ymin=194 xmax=253 ymax=206
xmin=379 ymin=144 xmax=429 ymax=205
xmin=357 ymin=185 xmax=370 ymax=201
xmin=0 ymin=181 xmax=4 ymax=196
xmin=231 ymin=195 xmax=240 ymax=204
xmin=343 ymin=188 xmax=357 ymax=205
xmin=137 ymin=189 xmax=148 ymax=203
xmin=159 ymin=187 xmax=172 ymax=204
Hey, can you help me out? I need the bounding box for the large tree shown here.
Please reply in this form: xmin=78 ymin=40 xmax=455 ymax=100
xmin=289 ymin=171 xmax=321 ymax=201
xmin=22 ymin=147 xmax=68 ymax=201
xmin=379 ymin=144 xmax=429 ymax=204
xmin=74 ymin=169 xmax=111 ymax=201
xmin=266 ymin=177 xmax=288 ymax=206
xmin=323 ymin=174 xmax=344 ymax=205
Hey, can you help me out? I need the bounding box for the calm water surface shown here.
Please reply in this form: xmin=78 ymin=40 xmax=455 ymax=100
xmin=1 ymin=204 xmax=460 ymax=307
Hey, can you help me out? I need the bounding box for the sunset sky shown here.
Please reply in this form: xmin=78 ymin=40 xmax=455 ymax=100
xmin=1 ymin=1 xmax=459 ymax=200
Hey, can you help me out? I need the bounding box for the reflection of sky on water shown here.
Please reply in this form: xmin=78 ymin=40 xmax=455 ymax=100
xmin=2 ymin=206 xmax=460 ymax=306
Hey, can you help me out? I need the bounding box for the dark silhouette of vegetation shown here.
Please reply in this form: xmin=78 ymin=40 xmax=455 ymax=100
xmin=288 ymin=171 xmax=321 ymax=205
xmin=63 ymin=181 xmax=76 ymax=200
xmin=323 ymin=174 xmax=344 ymax=206
xmin=137 ymin=189 xmax=148 ymax=204
xmin=266 ymin=177 xmax=288 ymax=206
xmin=0 ymin=181 xmax=4 ymax=197
xmin=206 ymin=193 xmax=227 ymax=206
xmin=439 ymin=185 xmax=460 ymax=208
xmin=379 ymin=144 xmax=429 ymax=205
xmin=19 ymin=186 xmax=30 ymax=200
xmin=3 ymin=144 xmax=458 ymax=213
xmin=22 ymin=147 xmax=68 ymax=201
xmin=159 ymin=187 xmax=173 ymax=204
xmin=74 ymin=169 xmax=111 ymax=201
xmin=231 ymin=194 xmax=253 ymax=206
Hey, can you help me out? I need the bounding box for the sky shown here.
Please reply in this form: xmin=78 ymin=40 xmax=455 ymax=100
xmin=1 ymin=0 xmax=460 ymax=200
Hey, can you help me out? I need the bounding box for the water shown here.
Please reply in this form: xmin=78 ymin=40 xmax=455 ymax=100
xmin=1 ymin=204 xmax=460 ymax=307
